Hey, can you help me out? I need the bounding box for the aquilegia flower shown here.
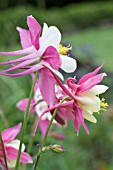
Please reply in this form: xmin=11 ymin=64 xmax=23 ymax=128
xmin=0 ymin=123 xmax=32 ymax=169
xmin=0 ymin=15 xmax=77 ymax=106
xmin=17 ymin=77 xmax=65 ymax=139
xmin=34 ymin=65 xmax=108 ymax=135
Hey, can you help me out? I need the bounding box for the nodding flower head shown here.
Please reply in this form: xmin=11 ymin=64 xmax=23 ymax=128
xmin=36 ymin=65 xmax=108 ymax=135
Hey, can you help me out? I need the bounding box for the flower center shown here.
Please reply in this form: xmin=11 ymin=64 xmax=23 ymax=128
xmin=100 ymin=98 xmax=109 ymax=111
xmin=59 ymin=44 xmax=72 ymax=55
xmin=98 ymin=98 xmax=108 ymax=114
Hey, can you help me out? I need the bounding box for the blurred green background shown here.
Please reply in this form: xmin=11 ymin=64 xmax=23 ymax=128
xmin=0 ymin=0 xmax=113 ymax=170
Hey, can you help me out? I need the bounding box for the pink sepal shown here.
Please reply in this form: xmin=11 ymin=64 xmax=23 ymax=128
xmin=78 ymin=65 xmax=103 ymax=84
xmin=5 ymin=146 xmax=33 ymax=163
xmin=17 ymin=98 xmax=36 ymax=114
xmin=17 ymin=27 xmax=32 ymax=49
xmin=2 ymin=123 xmax=22 ymax=142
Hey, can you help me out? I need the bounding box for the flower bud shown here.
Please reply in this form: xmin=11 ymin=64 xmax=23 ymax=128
xmin=50 ymin=144 xmax=66 ymax=154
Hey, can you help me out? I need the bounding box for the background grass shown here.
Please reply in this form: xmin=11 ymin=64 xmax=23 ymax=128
xmin=63 ymin=25 xmax=113 ymax=71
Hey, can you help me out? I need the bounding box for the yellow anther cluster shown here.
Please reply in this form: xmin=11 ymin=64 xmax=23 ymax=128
xmin=59 ymin=44 xmax=72 ymax=55
xmin=100 ymin=98 xmax=109 ymax=111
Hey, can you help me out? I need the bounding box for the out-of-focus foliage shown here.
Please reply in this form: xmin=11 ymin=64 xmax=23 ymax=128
xmin=1 ymin=0 xmax=113 ymax=10
xmin=0 ymin=1 xmax=113 ymax=47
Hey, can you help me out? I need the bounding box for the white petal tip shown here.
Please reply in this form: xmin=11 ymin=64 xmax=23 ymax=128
xmin=28 ymin=160 xmax=33 ymax=164
xmin=93 ymin=120 xmax=97 ymax=123
xmin=29 ymin=15 xmax=33 ymax=18
xmin=16 ymin=26 xmax=20 ymax=31
xmin=103 ymin=73 xmax=107 ymax=76
xmin=60 ymin=55 xmax=77 ymax=73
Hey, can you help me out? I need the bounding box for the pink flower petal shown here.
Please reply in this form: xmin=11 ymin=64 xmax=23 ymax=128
xmin=0 ymin=159 xmax=9 ymax=170
xmin=17 ymin=98 xmax=36 ymax=114
xmin=78 ymin=65 xmax=103 ymax=85
xmin=0 ymin=46 xmax=35 ymax=56
xmin=39 ymin=119 xmax=49 ymax=137
xmin=77 ymin=73 xmax=106 ymax=94
xmin=2 ymin=123 xmax=22 ymax=142
xmin=1 ymin=56 xmax=38 ymax=73
xmin=0 ymin=63 xmax=43 ymax=77
xmin=17 ymin=27 xmax=32 ymax=49
xmin=0 ymin=53 xmax=37 ymax=65
xmin=43 ymin=46 xmax=61 ymax=70
xmin=27 ymin=16 xmax=41 ymax=50
xmin=73 ymin=104 xmax=89 ymax=134
xmin=5 ymin=146 xmax=33 ymax=163
xmin=49 ymin=132 xmax=65 ymax=140
xmin=38 ymin=68 xmax=56 ymax=107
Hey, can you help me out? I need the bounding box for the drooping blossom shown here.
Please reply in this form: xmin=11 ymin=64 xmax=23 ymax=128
xmin=0 ymin=123 xmax=33 ymax=169
xmin=34 ymin=65 xmax=108 ymax=135
xmin=17 ymin=77 xmax=65 ymax=139
xmin=0 ymin=15 xmax=77 ymax=106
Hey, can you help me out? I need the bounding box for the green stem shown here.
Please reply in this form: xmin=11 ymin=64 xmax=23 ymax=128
xmin=0 ymin=132 xmax=8 ymax=170
xmin=33 ymin=96 xmax=69 ymax=170
xmin=15 ymin=71 xmax=38 ymax=170
xmin=27 ymin=116 xmax=39 ymax=153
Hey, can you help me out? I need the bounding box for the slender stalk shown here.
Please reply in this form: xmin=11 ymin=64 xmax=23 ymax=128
xmin=27 ymin=116 xmax=39 ymax=153
xmin=33 ymin=96 xmax=69 ymax=170
xmin=0 ymin=132 xmax=8 ymax=170
xmin=15 ymin=71 xmax=38 ymax=170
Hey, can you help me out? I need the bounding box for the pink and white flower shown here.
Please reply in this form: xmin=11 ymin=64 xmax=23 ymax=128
xmin=0 ymin=15 xmax=77 ymax=106
xmin=17 ymin=78 xmax=65 ymax=139
xmin=0 ymin=123 xmax=33 ymax=169
xmin=34 ymin=65 xmax=108 ymax=135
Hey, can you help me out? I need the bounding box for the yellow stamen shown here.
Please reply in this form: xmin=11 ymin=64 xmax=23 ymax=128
xmin=100 ymin=98 xmax=109 ymax=111
xmin=59 ymin=44 xmax=72 ymax=55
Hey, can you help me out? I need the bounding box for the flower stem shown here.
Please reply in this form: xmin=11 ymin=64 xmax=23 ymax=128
xmin=33 ymin=96 xmax=69 ymax=170
xmin=15 ymin=71 xmax=38 ymax=170
xmin=27 ymin=116 xmax=39 ymax=153
xmin=0 ymin=132 xmax=8 ymax=170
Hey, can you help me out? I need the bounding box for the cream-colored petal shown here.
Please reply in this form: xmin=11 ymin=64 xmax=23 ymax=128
xmin=34 ymin=88 xmax=42 ymax=102
xmin=35 ymin=101 xmax=56 ymax=123
xmin=6 ymin=139 xmax=25 ymax=151
xmin=7 ymin=160 xmax=16 ymax=168
xmin=83 ymin=110 xmax=97 ymax=123
xmin=76 ymin=95 xmax=100 ymax=112
xmin=60 ymin=55 xmax=77 ymax=73
xmin=81 ymin=85 xmax=109 ymax=96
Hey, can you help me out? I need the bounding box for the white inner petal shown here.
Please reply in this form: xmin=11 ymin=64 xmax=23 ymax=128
xmin=83 ymin=110 xmax=97 ymax=123
xmin=7 ymin=160 xmax=16 ymax=168
xmin=60 ymin=55 xmax=77 ymax=73
xmin=76 ymin=95 xmax=100 ymax=112
xmin=35 ymin=101 xmax=56 ymax=123
xmin=82 ymin=85 xmax=109 ymax=96
xmin=6 ymin=139 xmax=25 ymax=152
xmin=39 ymin=25 xmax=61 ymax=55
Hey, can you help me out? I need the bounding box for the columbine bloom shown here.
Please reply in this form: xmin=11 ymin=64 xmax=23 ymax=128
xmin=0 ymin=15 xmax=77 ymax=106
xmin=17 ymin=77 xmax=65 ymax=139
xmin=0 ymin=123 xmax=32 ymax=169
xmin=34 ymin=65 xmax=108 ymax=135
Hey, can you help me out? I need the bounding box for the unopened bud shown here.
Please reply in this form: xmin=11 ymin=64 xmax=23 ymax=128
xmin=50 ymin=144 xmax=66 ymax=154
